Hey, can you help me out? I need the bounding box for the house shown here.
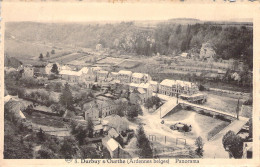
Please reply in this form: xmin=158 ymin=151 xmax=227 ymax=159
xmin=92 ymin=66 xmax=103 ymax=74
xmin=84 ymin=101 xmax=100 ymax=121
xmin=176 ymin=80 xmax=198 ymax=95
xmin=79 ymin=67 xmax=96 ymax=87
xmin=131 ymin=73 xmax=144 ymax=84
xmin=60 ymin=70 xmax=81 ymax=83
xmin=33 ymin=64 xmax=47 ymax=77
xmin=131 ymin=73 xmax=151 ymax=84
xmin=102 ymin=115 xmax=129 ymax=134
xmin=108 ymin=128 xmax=120 ymax=139
xmin=149 ymin=80 xmax=159 ymax=93
xmin=130 ymin=87 xmax=151 ymax=104
xmin=83 ymin=99 xmax=119 ymax=120
xmin=97 ymin=70 xmax=109 ymax=82
xmin=97 ymin=100 xmax=118 ymax=118
xmin=93 ymin=124 xmax=103 ymax=136
xmin=118 ymin=70 xmax=132 ymax=83
xmin=180 ymin=52 xmax=188 ymax=58
xmin=108 ymin=72 xmax=118 ymax=80
xmin=159 ymin=79 xmax=198 ymax=97
xmin=159 ymin=79 xmax=177 ymax=96
xmin=102 ymin=136 xmax=121 ymax=158
xmin=96 ymin=44 xmax=103 ymax=51
xmin=129 ymin=82 xmax=140 ymax=92
xmin=22 ymin=65 xmax=34 ymax=78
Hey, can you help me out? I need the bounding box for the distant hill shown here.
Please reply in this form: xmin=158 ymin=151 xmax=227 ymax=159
xmin=5 ymin=20 xmax=253 ymax=69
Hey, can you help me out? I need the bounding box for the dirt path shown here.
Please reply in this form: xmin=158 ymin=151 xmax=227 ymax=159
xmin=140 ymin=106 xmax=195 ymax=147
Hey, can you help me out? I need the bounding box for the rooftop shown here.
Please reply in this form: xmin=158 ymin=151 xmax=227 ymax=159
xmin=160 ymin=79 xmax=176 ymax=87
xmin=149 ymin=80 xmax=158 ymax=85
xmin=132 ymin=73 xmax=144 ymax=78
xmin=60 ymin=70 xmax=81 ymax=76
xmin=107 ymin=138 xmax=120 ymax=152
xmin=118 ymin=70 xmax=132 ymax=75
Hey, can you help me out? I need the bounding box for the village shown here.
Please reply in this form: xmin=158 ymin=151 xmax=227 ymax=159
xmin=3 ymin=17 xmax=254 ymax=160
xmin=4 ymin=44 xmax=253 ymax=159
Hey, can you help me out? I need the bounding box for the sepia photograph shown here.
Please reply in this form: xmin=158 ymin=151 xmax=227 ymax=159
xmin=1 ymin=1 xmax=258 ymax=165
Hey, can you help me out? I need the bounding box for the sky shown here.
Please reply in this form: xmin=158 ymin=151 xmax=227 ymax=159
xmin=1 ymin=1 xmax=258 ymax=23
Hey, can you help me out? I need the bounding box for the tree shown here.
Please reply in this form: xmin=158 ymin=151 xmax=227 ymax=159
xmin=51 ymin=49 xmax=55 ymax=54
xmin=248 ymin=118 xmax=252 ymax=140
xmin=126 ymin=104 xmax=142 ymax=119
xmin=195 ymin=136 xmax=204 ymax=157
xmin=222 ymin=130 xmax=244 ymax=158
xmin=46 ymin=52 xmax=50 ymax=58
xmin=51 ymin=63 xmax=59 ymax=75
xmin=115 ymin=101 xmax=127 ymax=117
xmin=59 ymin=83 xmax=74 ymax=110
xmin=136 ymin=125 xmax=153 ymax=158
xmin=87 ymin=117 xmax=94 ymax=138
xmin=60 ymin=137 xmax=77 ymax=159
xmin=144 ymin=96 xmax=161 ymax=109
xmin=37 ymin=148 xmax=55 ymax=159
xmin=50 ymin=103 xmax=66 ymax=116
xmin=39 ymin=53 xmax=44 ymax=61
xmin=74 ymin=125 xmax=87 ymax=145
xmin=37 ymin=128 xmax=45 ymax=142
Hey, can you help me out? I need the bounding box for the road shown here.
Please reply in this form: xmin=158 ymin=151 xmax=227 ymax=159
xmin=144 ymin=93 xmax=249 ymax=158
xmin=203 ymin=116 xmax=249 ymax=158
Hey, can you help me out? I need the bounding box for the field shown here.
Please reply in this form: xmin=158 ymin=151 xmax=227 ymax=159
xmin=202 ymin=92 xmax=245 ymax=114
xmin=24 ymin=112 xmax=65 ymax=128
xmin=48 ymin=52 xmax=88 ymax=64
xmin=5 ymin=38 xmax=67 ymax=62
xmin=96 ymin=57 xmax=125 ymax=65
xmin=118 ymin=60 xmax=142 ymax=69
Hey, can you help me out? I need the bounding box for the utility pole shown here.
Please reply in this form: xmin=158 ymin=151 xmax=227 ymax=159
xmin=160 ymin=107 xmax=161 ymax=119
xmin=177 ymin=91 xmax=179 ymax=104
xmin=118 ymin=143 xmax=120 ymax=158
xmin=236 ymin=97 xmax=240 ymax=120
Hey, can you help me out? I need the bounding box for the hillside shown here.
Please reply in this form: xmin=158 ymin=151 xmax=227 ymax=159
xmin=4 ymin=55 xmax=23 ymax=68
xmin=5 ymin=20 xmax=253 ymax=69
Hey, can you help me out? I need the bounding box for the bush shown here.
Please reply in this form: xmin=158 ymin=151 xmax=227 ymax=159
xmin=198 ymin=84 xmax=206 ymax=91
xmin=48 ymin=74 xmax=58 ymax=80
xmin=37 ymin=148 xmax=56 ymax=159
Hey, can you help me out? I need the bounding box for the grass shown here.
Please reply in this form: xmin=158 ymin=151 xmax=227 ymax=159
xmin=118 ymin=60 xmax=141 ymax=69
xmin=202 ymin=92 xmax=244 ymax=114
xmin=24 ymin=112 xmax=65 ymax=128
xmin=207 ymin=121 xmax=230 ymax=140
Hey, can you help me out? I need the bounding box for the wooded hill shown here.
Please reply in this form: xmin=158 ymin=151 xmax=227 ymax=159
xmin=5 ymin=20 xmax=253 ymax=69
